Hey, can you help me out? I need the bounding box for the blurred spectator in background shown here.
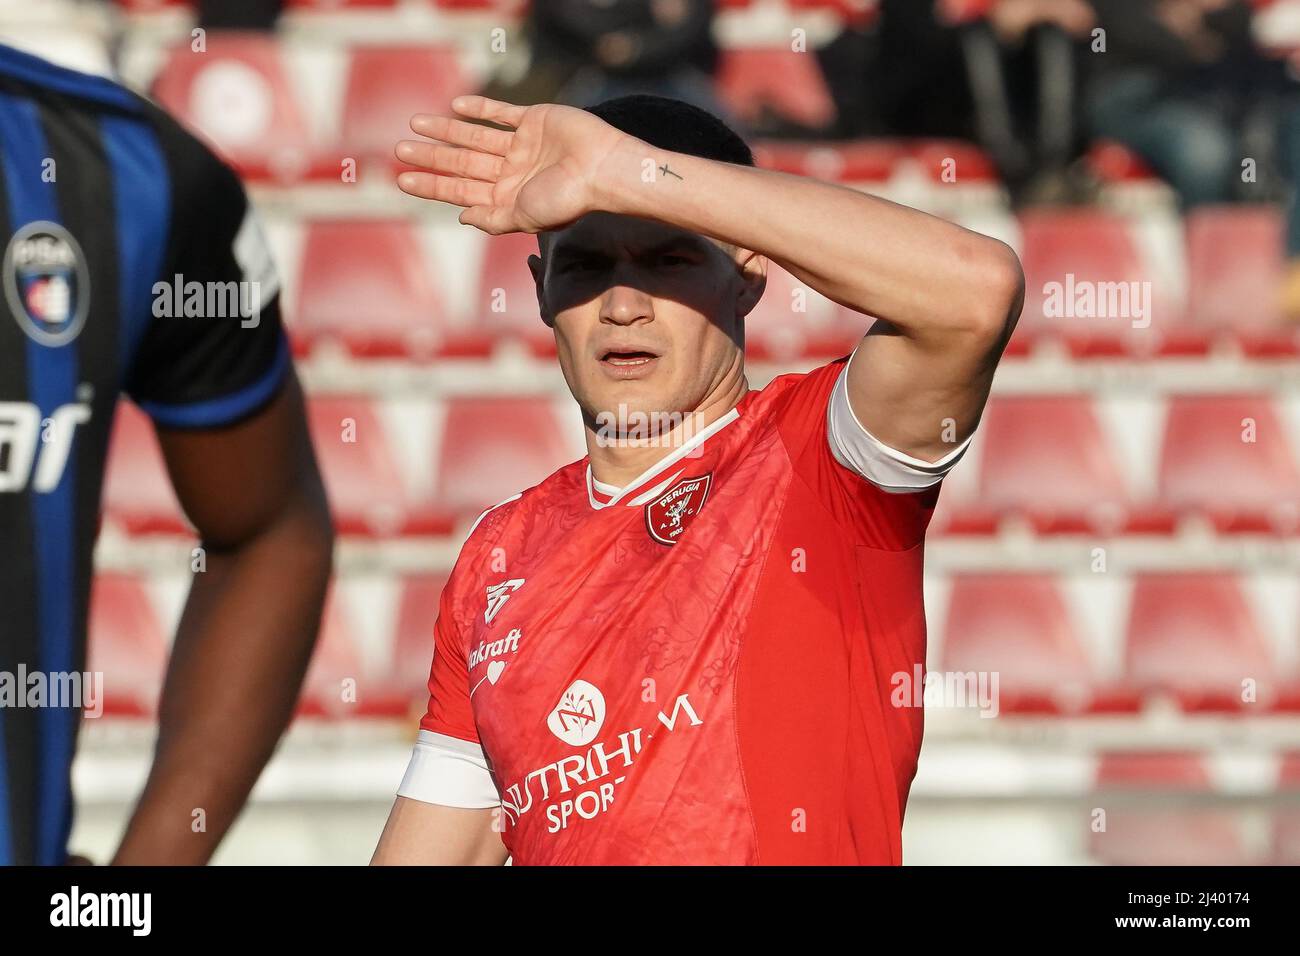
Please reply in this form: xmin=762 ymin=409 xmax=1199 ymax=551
xmin=482 ymin=0 xmax=727 ymax=123
xmin=818 ymin=0 xmax=972 ymax=142
xmin=1085 ymin=0 xmax=1300 ymax=315
xmin=962 ymin=0 xmax=1096 ymax=199
xmin=819 ymin=0 xmax=1095 ymax=201
xmin=198 ymin=0 xmax=283 ymax=30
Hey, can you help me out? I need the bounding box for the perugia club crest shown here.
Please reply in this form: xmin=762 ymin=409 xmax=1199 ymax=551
xmin=645 ymin=473 xmax=712 ymax=546
xmin=4 ymin=221 xmax=90 ymax=347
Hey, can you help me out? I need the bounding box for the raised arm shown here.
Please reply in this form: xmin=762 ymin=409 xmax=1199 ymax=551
xmin=591 ymin=132 xmax=1023 ymax=462
xmin=396 ymin=96 xmax=1023 ymax=462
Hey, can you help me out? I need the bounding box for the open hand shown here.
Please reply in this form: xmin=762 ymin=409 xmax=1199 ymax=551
xmin=395 ymin=96 xmax=628 ymax=235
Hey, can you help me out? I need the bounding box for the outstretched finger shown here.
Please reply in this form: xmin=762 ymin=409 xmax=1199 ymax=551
xmin=396 ymin=171 xmax=494 ymax=208
xmin=409 ymin=114 xmax=513 ymax=156
xmin=395 ymin=140 xmax=503 ymax=183
xmin=450 ymin=95 xmax=528 ymax=129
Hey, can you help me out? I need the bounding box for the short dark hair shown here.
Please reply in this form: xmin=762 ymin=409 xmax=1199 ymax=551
xmin=584 ymin=95 xmax=754 ymax=168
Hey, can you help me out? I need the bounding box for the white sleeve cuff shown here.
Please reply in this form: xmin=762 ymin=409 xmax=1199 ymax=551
xmin=825 ymin=352 xmax=973 ymax=493
xmin=397 ymin=730 xmax=501 ymax=809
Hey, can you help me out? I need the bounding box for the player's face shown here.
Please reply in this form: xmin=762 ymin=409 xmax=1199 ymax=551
xmin=531 ymin=212 xmax=764 ymax=436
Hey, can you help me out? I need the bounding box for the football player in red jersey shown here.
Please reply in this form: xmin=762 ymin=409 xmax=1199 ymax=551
xmin=372 ymin=94 xmax=1023 ymax=865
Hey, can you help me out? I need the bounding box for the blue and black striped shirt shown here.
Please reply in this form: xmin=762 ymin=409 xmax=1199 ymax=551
xmin=0 ymin=43 xmax=289 ymax=865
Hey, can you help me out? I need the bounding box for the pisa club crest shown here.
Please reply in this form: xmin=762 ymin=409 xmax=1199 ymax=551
xmin=4 ymin=221 xmax=90 ymax=347
xmin=548 ymin=680 xmax=606 ymax=746
xmin=645 ymin=473 xmax=712 ymax=546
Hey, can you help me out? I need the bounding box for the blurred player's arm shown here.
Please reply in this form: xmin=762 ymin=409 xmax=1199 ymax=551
xmin=372 ymin=798 xmax=507 ymax=865
xmin=112 ymin=372 xmax=333 ymax=865
xmin=111 ymin=111 xmax=333 ymax=864
xmin=397 ymin=97 xmax=1023 ymax=463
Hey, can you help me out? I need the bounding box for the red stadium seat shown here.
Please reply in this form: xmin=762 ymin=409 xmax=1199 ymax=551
xmin=752 ymin=140 xmax=903 ymax=183
xmin=1086 ymin=140 xmax=1156 ymax=183
xmin=373 ymin=573 xmax=450 ymax=716
xmin=102 ymin=401 xmax=188 ymax=535
xmin=433 ymin=396 xmax=574 ymax=528
xmin=1089 ymin=752 xmax=1248 ymax=865
xmin=286 ymin=0 xmax=398 ymax=9
xmin=87 ymin=574 xmax=168 ymax=717
xmin=151 ymin=33 xmax=336 ymax=183
xmin=429 ymin=0 xmax=529 ymax=9
xmin=951 ymin=396 xmax=1132 ymax=534
xmin=745 ymin=264 xmax=849 ymax=360
xmin=1186 ymin=206 xmax=1297 ymax=355
xmin=716 ymin=48 xmax=836 ymax=132
xmin=909 ymin=139 xmax=998 ymax=183
xmin=941 ymin=0 xmax=995 ymax=21
xmin=308 ymin=397 xmax=423 ymax=535
xmin=1015 ymin=210 xmax=1178 ymax=357
xmin=1157 ymin=395 xmax=1300 ymax=533
xmin=300 ymin=586 xmax=368 ymax=718
xmin=116 ymin=0 xmax=190 ymax=9
xmin=294 ymin=220 xmax=448 ymax=359
xmin=339 ymin=45 xmax=471 ymax=169
xmin=464 ymin=232 xmax=552 ymax=356
xmin=759 ymin=138 xmax=996 ymax=187
xmin=1098 ymin=751 xmax=1210 ymax=788
xmin=1124 ymin=573 xmax=1277 ymax=710
xmin=940 ymin=574 xmax=1095 ymax=713
xmin=788 ymin=0 xmax=879 ymax=25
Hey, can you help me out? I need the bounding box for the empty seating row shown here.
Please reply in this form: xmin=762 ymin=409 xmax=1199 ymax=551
xmin=118 ymin=0 xmax=529 ymax=13
xmin=80 ymin=572 xmax=1300 ymax=863
xmin=87 ymin=571 xmax=448 ymax=718
xmin=933 ymin=572 xmax=1300 ymax=713
xmin=935 ymin=393 xmax=1300 ymax=536
xmin=265 ymin=207 xmax=1300 ymax=360
xmin=103 ymin=395 xmax=584 ymax=536
xmin=1089 ymin=751 xmax=1300 ymax=865
xmin=1013 ymin=206 xmax=1299 ymax=358
xmin=104 ymin=392 xmax=1300 ymax=538
xmin=280 ymin=223 xmax=863 ymax=361
xmin=117 ymin=0 xmax=880 ymax=17
xmin=149 ymin=36 xmax=472 ymax=183
xmin=87 ymin=570 xmax=1300 ymax=718
xmin=142 ymin=33 xmax=993 ymax=187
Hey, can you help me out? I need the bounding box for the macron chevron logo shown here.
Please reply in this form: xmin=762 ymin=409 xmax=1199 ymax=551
xmin=484 ymin=579 xmax=526 ymax=625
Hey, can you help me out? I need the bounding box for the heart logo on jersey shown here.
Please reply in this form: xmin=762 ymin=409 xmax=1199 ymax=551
xmin=645 ymin=473 xmax=712 ymax=546
xmin=487 ymin=660 xmax=506 ymax=685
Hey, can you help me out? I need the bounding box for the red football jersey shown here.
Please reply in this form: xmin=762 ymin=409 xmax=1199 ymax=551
xmin=400 ymin=355 xmax=966 ymax=864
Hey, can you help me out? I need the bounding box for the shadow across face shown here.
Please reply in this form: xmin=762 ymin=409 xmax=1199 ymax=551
xmin=530 ymin=211 xmax=766 ymax=434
